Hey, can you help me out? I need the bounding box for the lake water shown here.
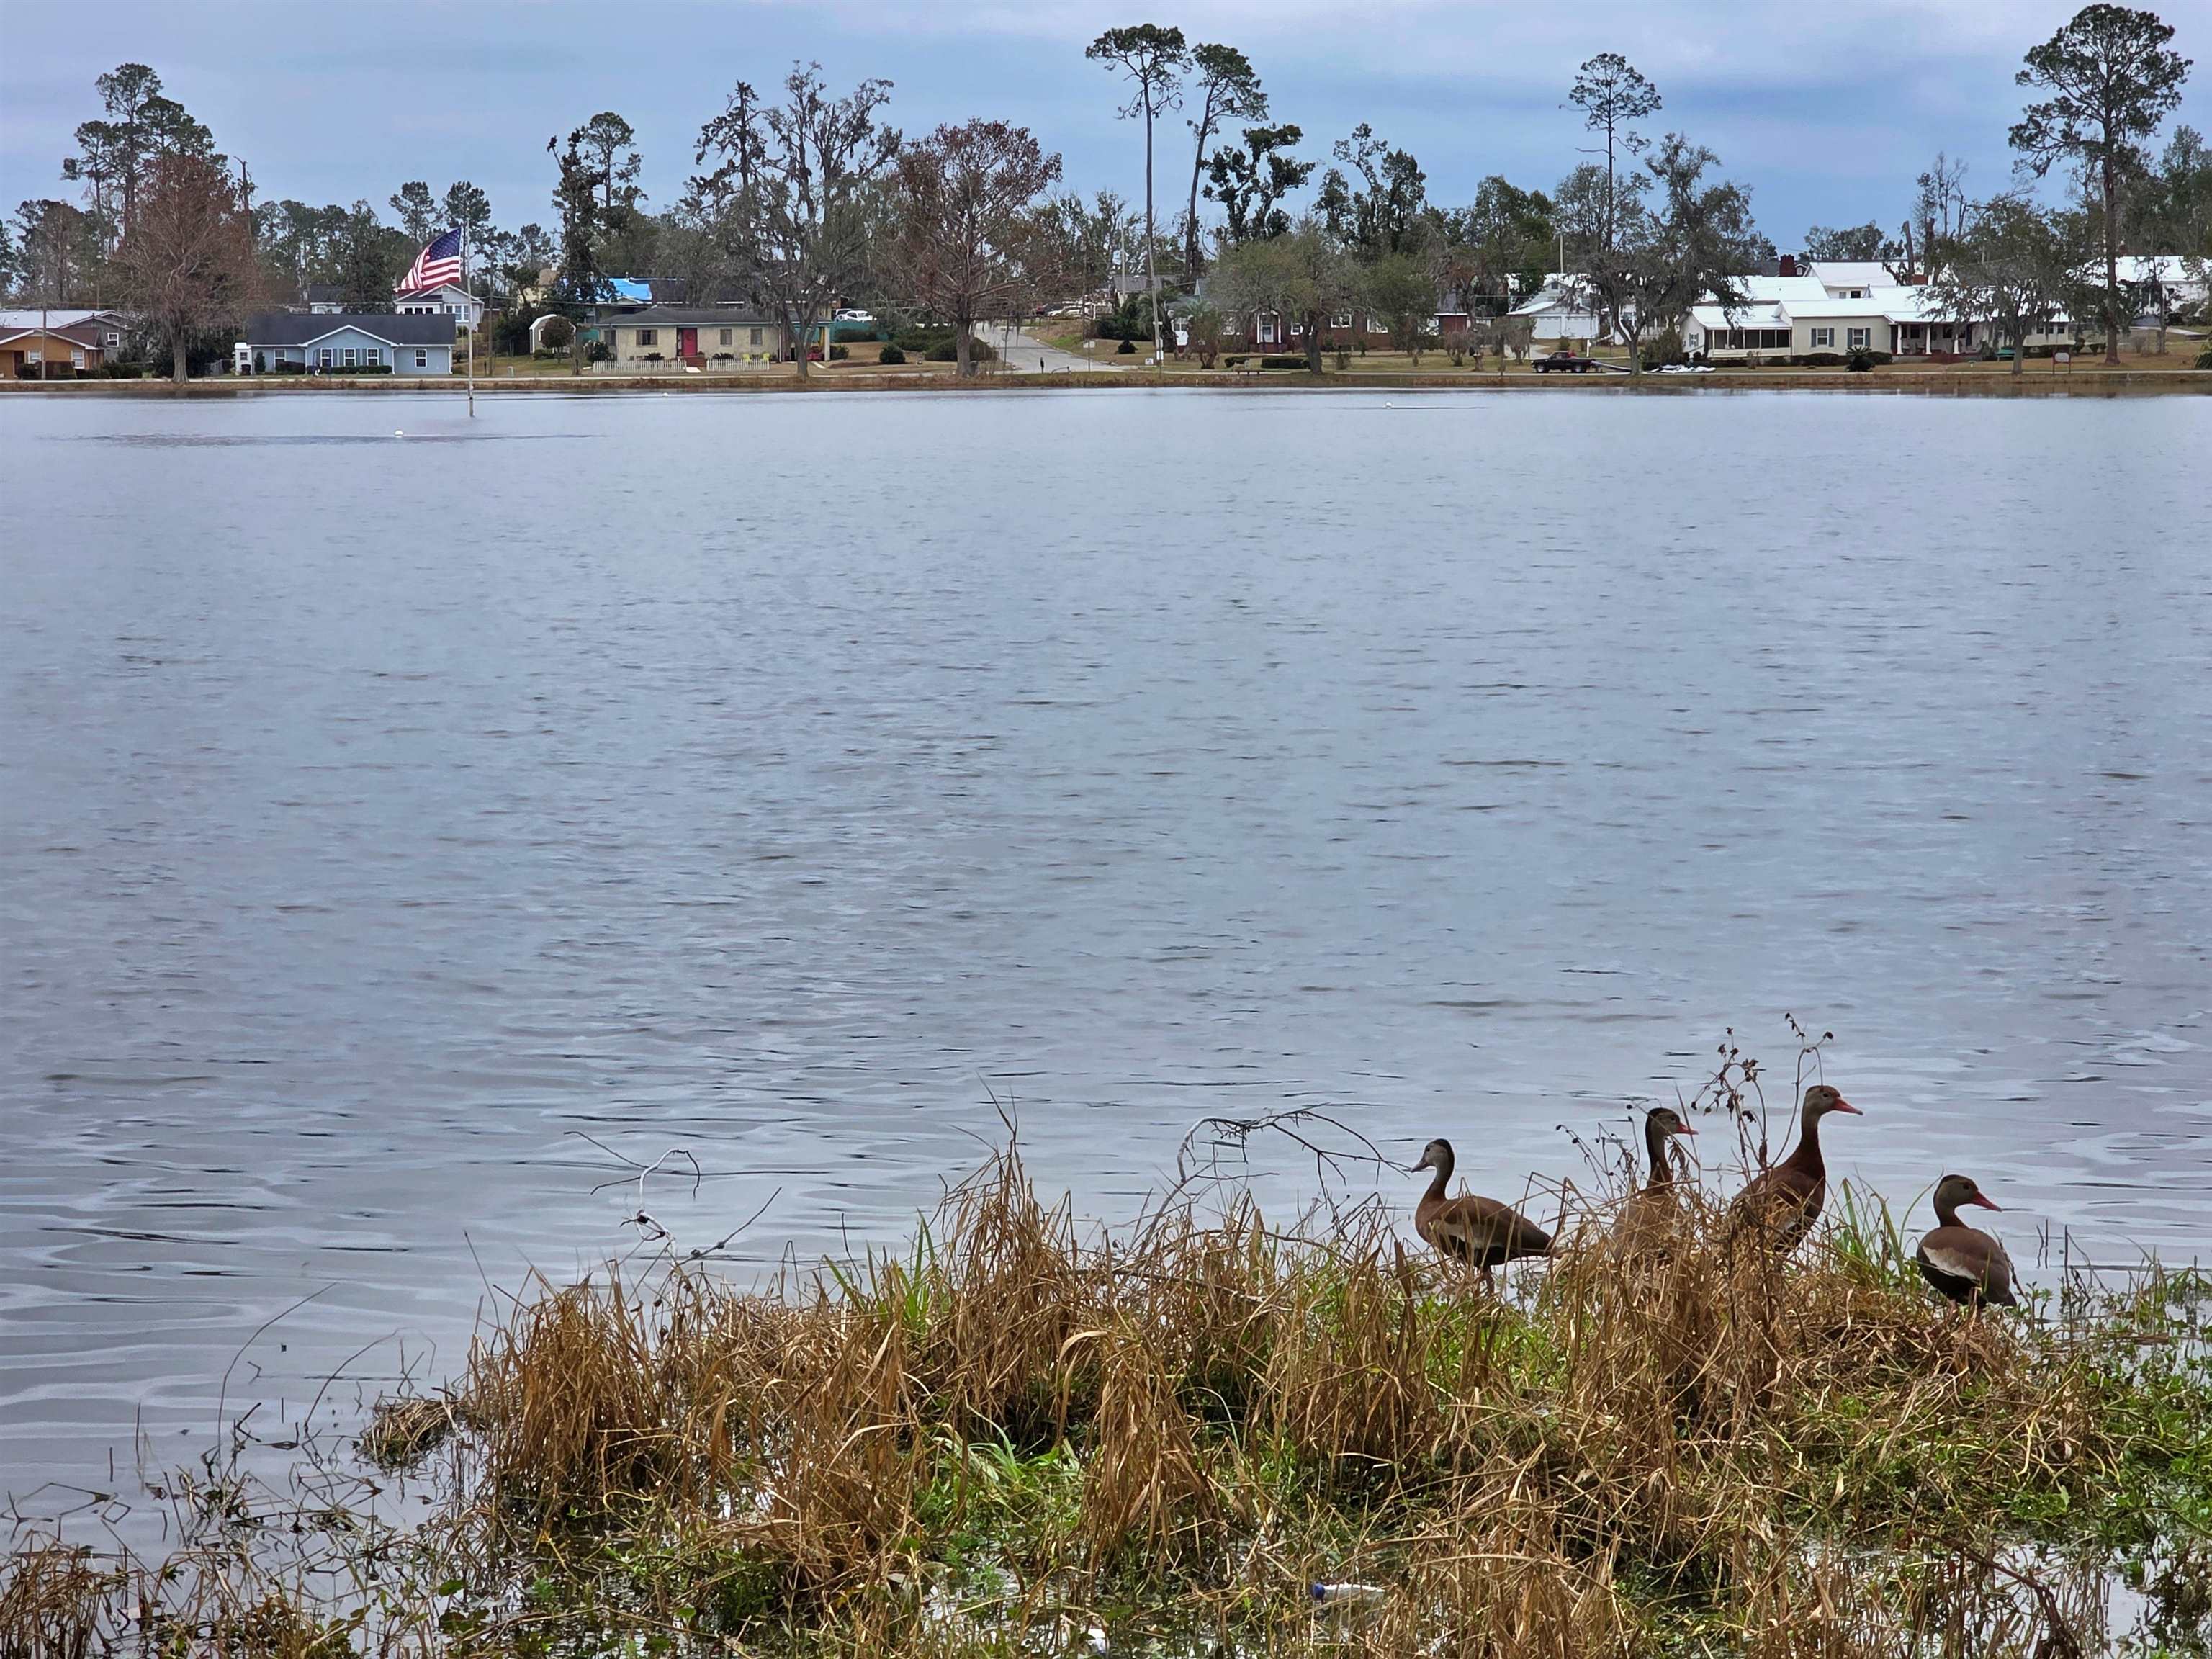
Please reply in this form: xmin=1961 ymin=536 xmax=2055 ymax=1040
xmin=3 ymin=387 xmax=2208 ymax=1511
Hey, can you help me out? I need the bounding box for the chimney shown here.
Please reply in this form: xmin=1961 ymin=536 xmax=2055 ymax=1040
xmin=1778 ymin=253 xmax=1799 ymax=278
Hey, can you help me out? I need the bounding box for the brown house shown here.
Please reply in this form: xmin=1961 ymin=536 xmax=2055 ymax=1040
xmin=0 ymin=320 xmax=107 ymax=377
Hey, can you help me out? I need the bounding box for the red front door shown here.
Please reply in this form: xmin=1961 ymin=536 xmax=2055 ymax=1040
xmin=678 ymin=327 xmax=698 ymax=359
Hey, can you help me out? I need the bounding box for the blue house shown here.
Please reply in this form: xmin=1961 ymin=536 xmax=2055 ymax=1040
xmin=235 ymin=313 xmax=457 ymax=375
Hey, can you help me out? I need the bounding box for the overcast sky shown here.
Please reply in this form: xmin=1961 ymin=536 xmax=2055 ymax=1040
xmin=3 ymin=0 xmax=2206 ymax=250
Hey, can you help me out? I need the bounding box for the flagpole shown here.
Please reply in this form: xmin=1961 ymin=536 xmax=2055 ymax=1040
xmin=464 ymin=225 xmax=475 ymax=418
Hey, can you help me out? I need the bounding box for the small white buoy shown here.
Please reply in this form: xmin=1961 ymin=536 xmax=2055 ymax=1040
xmin=393 ymin=429 xmax=405 ymax=438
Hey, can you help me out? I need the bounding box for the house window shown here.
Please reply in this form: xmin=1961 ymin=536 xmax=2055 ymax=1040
xmin=318 ymin=348 xmax=333 ymax=367
xmin=1848 ymin=326 xmax=1870 ymax=350
xmin=1368 ymin=315 xmax=1386 ymax=333
xmin=342 ymin=347 xmax=358 ymax=367
xmin=1259 ymin=315 xmax=1277 ymax=343
xmin=719 ymin=328 xmax=733 ymax=346
xmin=636 ymin=328 xmax=657 ymax=346
xmin=748 ymin=327 xmax=763 ymax=347
xmin=1332 ymin=312 xmax=1353 ymax=328
xmin=105 ymin=331 xmax=120 ymax=347
xmin=363 ymin=347 xmax=382 ymax=367
xmin=415 ymin=349 xmax=428 ymax=368
xmin=1810 ymin=327 xmax=1834 ymax=349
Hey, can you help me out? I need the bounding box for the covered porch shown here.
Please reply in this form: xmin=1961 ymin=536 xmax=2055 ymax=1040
xmin=1890 ymin=318 xmax=1977 ymax=357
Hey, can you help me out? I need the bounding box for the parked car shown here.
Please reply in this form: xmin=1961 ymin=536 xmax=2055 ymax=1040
xmin=1534 ymin=351 xmax=1599 ymax=374
xmin=834 ymin=309 xmax=876 ymax=325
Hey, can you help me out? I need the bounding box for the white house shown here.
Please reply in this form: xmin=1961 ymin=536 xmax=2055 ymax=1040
xmin=2112 ymin=254 xmax=2209 ymax=325
xmin=301 ymin=282 xmax=485 ymax=331
xmin=235 ymin=312 xmax=457 ymax=374
xmin=1804 ymin=260 xmax=1906 ymax=300
xmin=1683 ymin=278 xmax=2080 ymax=361
xmin=394 ymin=281 xmax=485 ymax=333
xmin=1508 ymin=274 xmax=1613 ymax=349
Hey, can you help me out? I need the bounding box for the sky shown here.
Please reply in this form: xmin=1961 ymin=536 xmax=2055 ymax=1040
xmin=2 ymin=0 xmax=2207 ymax=253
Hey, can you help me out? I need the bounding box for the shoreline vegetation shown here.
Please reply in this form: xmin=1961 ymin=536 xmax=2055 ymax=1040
xmin=5 ymin=1065 xmax=2209 ymax=1656
xmin=5 ymin=364 xmax=2208 ymax=398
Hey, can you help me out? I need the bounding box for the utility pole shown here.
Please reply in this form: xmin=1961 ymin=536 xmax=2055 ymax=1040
xmin=464 ymin=224 xmax=475 ymax=417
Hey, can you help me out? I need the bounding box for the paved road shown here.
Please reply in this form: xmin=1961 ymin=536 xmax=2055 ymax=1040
xmin=990 ymin=325 xmax=1127 ymax=374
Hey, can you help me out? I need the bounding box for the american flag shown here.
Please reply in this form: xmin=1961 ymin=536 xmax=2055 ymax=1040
xmin=397 ymin=228 xmax=463 ymax=295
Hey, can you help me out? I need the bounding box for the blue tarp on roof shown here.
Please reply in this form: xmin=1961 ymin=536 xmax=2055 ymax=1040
xmin=604 ymin=279 xmax=654 ymax=304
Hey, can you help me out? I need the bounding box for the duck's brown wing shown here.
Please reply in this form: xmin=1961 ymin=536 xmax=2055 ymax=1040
xmin=1612 ymin=1185 xmax=1683 ymax=1258
xmin=1728 ymin=1166 xmax=1821 ymax=1251
xmin=1920 ymin=1226 xmax=2017 ymax=1305
xmin=1429 ymin=1193 xmax=1550 ymax=1265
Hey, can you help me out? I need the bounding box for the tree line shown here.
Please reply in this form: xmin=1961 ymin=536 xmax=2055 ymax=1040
xmin=3 ymin=4 xmax=2202 ymax=379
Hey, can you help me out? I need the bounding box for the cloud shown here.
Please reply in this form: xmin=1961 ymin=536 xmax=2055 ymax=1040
xmin=3 ymin=0 xmax=2202 ymax=248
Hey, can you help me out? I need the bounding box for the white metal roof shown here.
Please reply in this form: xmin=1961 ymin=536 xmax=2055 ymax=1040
xmin=1807 ymin=261 xmax=1905 ymax=292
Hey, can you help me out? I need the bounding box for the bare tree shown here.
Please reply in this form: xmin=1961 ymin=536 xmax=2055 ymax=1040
xmin=1038 ymin=189 xmax=1140 ymax=303
xmin=1087 ymin=24 xmax=1189 ymax=360
xmin=1901 ymin=150 xmax=1972 ymax=278
xmin=692 ymin=64 xmax=899 ymax=380
xmin=891 ymin=120 xmax=1064 ymax=377
xmin=113 ymin=153 xmax=263 ymax=379
xmin=2011 ymin=4 xmax=2193 ymax=362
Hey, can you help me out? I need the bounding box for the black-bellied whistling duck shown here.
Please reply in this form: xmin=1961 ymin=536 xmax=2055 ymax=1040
xmin=1915 ymin=1173 xmax=2018 ymax=1308
xmin=1411 ymin=1138 xmax=1552 ymax=1279
xmin=1637 ymin=1106 xmax=1696 ymax=1190
xmin=1614 ymin=1107 xmax=1697 ymax=1256
xmin=1724 ymin=1084 xmax=1861 ymax=1254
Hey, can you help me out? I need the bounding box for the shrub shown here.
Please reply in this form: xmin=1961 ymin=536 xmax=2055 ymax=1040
xmin=829 ymin=344 xmax=850 ymax=361
xmin=536 ymin=316 xmax=575 ymax=351
xmin=1799 ymin=351 xmax=1845 ymax=368
xmin=2196 ymin=343 xmax=2212 ymax=369
xmin=1116 ymin=338 xmax=1136 ymax=355
xmin=878 ymin=343 xmax=906 ymax=364
xmin=99 ymin=362 xmax=146 ymax=379
xmin=587 ymin=341 xmax=611 ymax=363
xmin=921 ymin=335 xmax=996 ymax=362
xmin=642 ymin=351 xmax=664 ymax=362
xmin=1259 ymin=354 xmax=1307 ymax=369
xmin=1645 ymin=327 xmax=1687 ymax=368
xmin=710 ymin=351 xmax=733 ymax=361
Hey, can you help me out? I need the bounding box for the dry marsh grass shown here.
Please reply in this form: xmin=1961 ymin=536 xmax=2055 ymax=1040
xmin=6 ymin=1140 xmax=2209 ymax=1658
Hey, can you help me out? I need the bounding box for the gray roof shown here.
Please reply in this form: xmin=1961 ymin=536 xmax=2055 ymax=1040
xmin=302 ymin=284 xmax=345 ymax=305
xmin=244 ymin=312 xmax=458 ymax=348
xmin=606 ymin=305 xmax=780 ymax=329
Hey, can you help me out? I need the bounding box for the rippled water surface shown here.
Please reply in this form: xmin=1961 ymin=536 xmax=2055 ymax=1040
xmin=3 ymin=387 xmax=2208 ymax=1506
